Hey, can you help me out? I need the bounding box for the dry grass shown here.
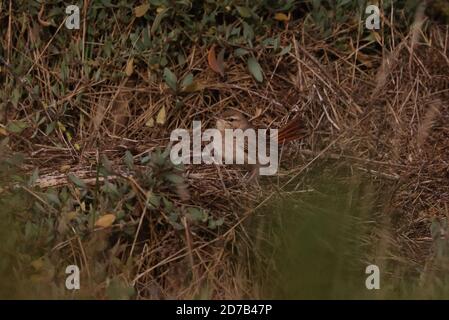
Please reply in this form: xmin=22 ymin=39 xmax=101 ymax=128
xmin=1 ymin=3 xmax=449 ymax=299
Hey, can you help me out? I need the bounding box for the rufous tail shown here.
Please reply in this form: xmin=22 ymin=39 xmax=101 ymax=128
xmin=277 ymin=115 xmax=304 ymax=144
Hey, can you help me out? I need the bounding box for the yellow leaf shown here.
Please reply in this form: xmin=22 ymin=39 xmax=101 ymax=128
xmin=372 ymin=31 xmax=382 ymax=46
xmin=156 ymin=106 xmax=166 ymax=125
xmin=57 ymin=121 xmax=66 ymax=132
xmin=134 ymin=3 xmax=150 ymax=17
xmin=30 ymin=274 xmax=45 ymax=283
xmin=181 ymin=81 xmax=204 ymax=93
xmin=274 ymin=12 xmax=290 ymax=22
xmin=0 ymin=127 xmax=8 ymax=136
xmin=65 ymin=131 xmax=72 ymax=142
xmin=125 ymin=58 xmax=134 ymax=76
xmin=60 ymin=165 xmax=71 ymax=172
xmin=95 ymin=214 xmax=116 ymax=228
xmin=356 ymin=51 xmax=374 ymax=68
xmin=31 ymin=258 xmax=44 ymax=271
xmin=66 ymin=211 xmax=78 ymax=221
xmin=145 ymin=117 xmax=155 ymax=127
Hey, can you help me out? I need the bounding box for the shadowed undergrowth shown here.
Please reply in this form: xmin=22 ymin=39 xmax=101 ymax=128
xmin=1 ymin=1 xmax=449 ymax=299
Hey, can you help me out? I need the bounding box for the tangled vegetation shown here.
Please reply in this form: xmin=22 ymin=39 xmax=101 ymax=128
xmin=1 ymin=0 xmax=449 ymax=299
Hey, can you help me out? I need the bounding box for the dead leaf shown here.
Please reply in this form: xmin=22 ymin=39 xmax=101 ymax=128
xmin=176 ymin=183 xmax=191 ymax=201
xmin=156 ymin=106 xmax=166 ymax=125
xmin=125 ymin=58 xmax=134 ymax=76
xmin=134 ymin=3 xmax=150 ymax=17
xmin=110 ymin=93 xmax=131 ymax=134
xmin=31 ymin=258 xmax=44 ymax=271
xmin=181 ymin=81 xmax=204 ymax=93
xmin=356 ymin=51 xmax=374 ymax=68
xmin=93 ymin=91 xmax=130 ymax=135
xmin=207 ymin=45 xmax=225 ymax=77
xmin=66 ymin=211 xmax=78 ymax=221
xmin=274 ymin=12 xmax=290 ymax=22
xmin=254 ymin=108 xmax=262 ymax=118
xmin=145 ymin=117 xmax=155 ymax=127
xmin=217 ymin=48 xmax=225 ymax=70
xmin=38 ymin=5 xmax=52 ymax=27
xmin=95 ymin=214 xmax=116 ymax=228
xmin=373 ymin=31 xmax=382 ymax=45
xmin=60 ymin=165 xmax=71 ymax=172
xmin=0 ymin=127 xmax=8 ymax=136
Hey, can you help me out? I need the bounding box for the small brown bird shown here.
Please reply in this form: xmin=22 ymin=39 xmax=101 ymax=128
xmin=215 ymin=109 xmax=305 ymax=180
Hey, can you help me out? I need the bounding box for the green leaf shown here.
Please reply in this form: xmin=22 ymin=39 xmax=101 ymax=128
xmin=165 ymin=173 xmax=183 ymax=184
xmin=61 ymin=60 xmax=69 ymax=81
xmin=279 ymin=44 xmax=292 ymax=56
xmin=7 ymin=120 xmax=28 ymax=134
xmin=188 ymin=207 xmax=207 ymax=222
xmin=11 ymin=88 xmax=22 ymax=107
xmin=169 ymin=211 xmax=179 ymax=223
xmin=242 ymin=21 xmax=254 ymax=41
xmin=337 ymin=0 xmax=351 ymax=7
xmin=177 ymin=54 xmax=186 ymax=65
xmin=273 ymin=36 xmax=280 ymax=51
xmin=149 ymin=0 xmax=164 ymax=5
xmin=163 ymin=197 xmax=174 ymax=211
xmin=208 ymin=217 xmax=224 ymax=229
xmin=234 ymin=48 xmax=249 ymax=57
xmin=215 ymin=217 xmax=224 ymax=226
xmin=230 ymin=27 xmax=241 ymax=36
xmin=5 ymin=153 xmax=24 ymax=166
xmin=172 ymin=222 xmax=184 ymax=230
xmin=124 ymin=151 xmax=134 ymax=169
xmin=46 ymin=192 xmax=61 ymax=207
xmin=143 ymin=28 xmax=152 ymax=48
xmin=247 ymin=57 xmax=263 ymax=82
xmin=28 ymin=168 xmax=39 ymax=186
xmin=146 ymin=192 xmax=161 ymax=209
xmin=103 ymin=181 xmax=119 ymax=196
xmin=180 ymin=73 xmax=194 ymax=89
xmin=163 ymin=67 xmax=177 ymax=91
xmin=236 ymin=6 xmax=252 ymax=18
xmin=151 ymin=8 xmax=169 ymax=34
xmin=68 ymin=174 xmax=87 ymax=189
xmin=280 ymin=0 xmax=295 ymax=10
xmin=208 ymin=219 xmax=217 ymax=229
xmin=262 ymin=37 xmax=275 ymax=47
xmin=101 ymin=154 xmax=113 ymax=173
xmin=0 ymin=138 xmax=8 ymax=150
xmin=45 ymin=122 xmax=56 ymax=135
xmin=106 ymin=278 xmax=135 ymax=300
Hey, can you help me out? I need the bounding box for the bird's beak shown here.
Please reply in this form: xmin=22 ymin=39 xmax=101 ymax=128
xmin=216 ymin=119 xmax=227 ymax=131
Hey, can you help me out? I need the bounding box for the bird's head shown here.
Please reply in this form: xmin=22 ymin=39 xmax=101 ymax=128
xmin=216 ymin=110 xmax=250 ymax=131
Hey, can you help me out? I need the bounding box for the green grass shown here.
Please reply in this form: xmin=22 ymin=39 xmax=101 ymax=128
xmin=254 ymin=166 xmax=449 ymax=299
